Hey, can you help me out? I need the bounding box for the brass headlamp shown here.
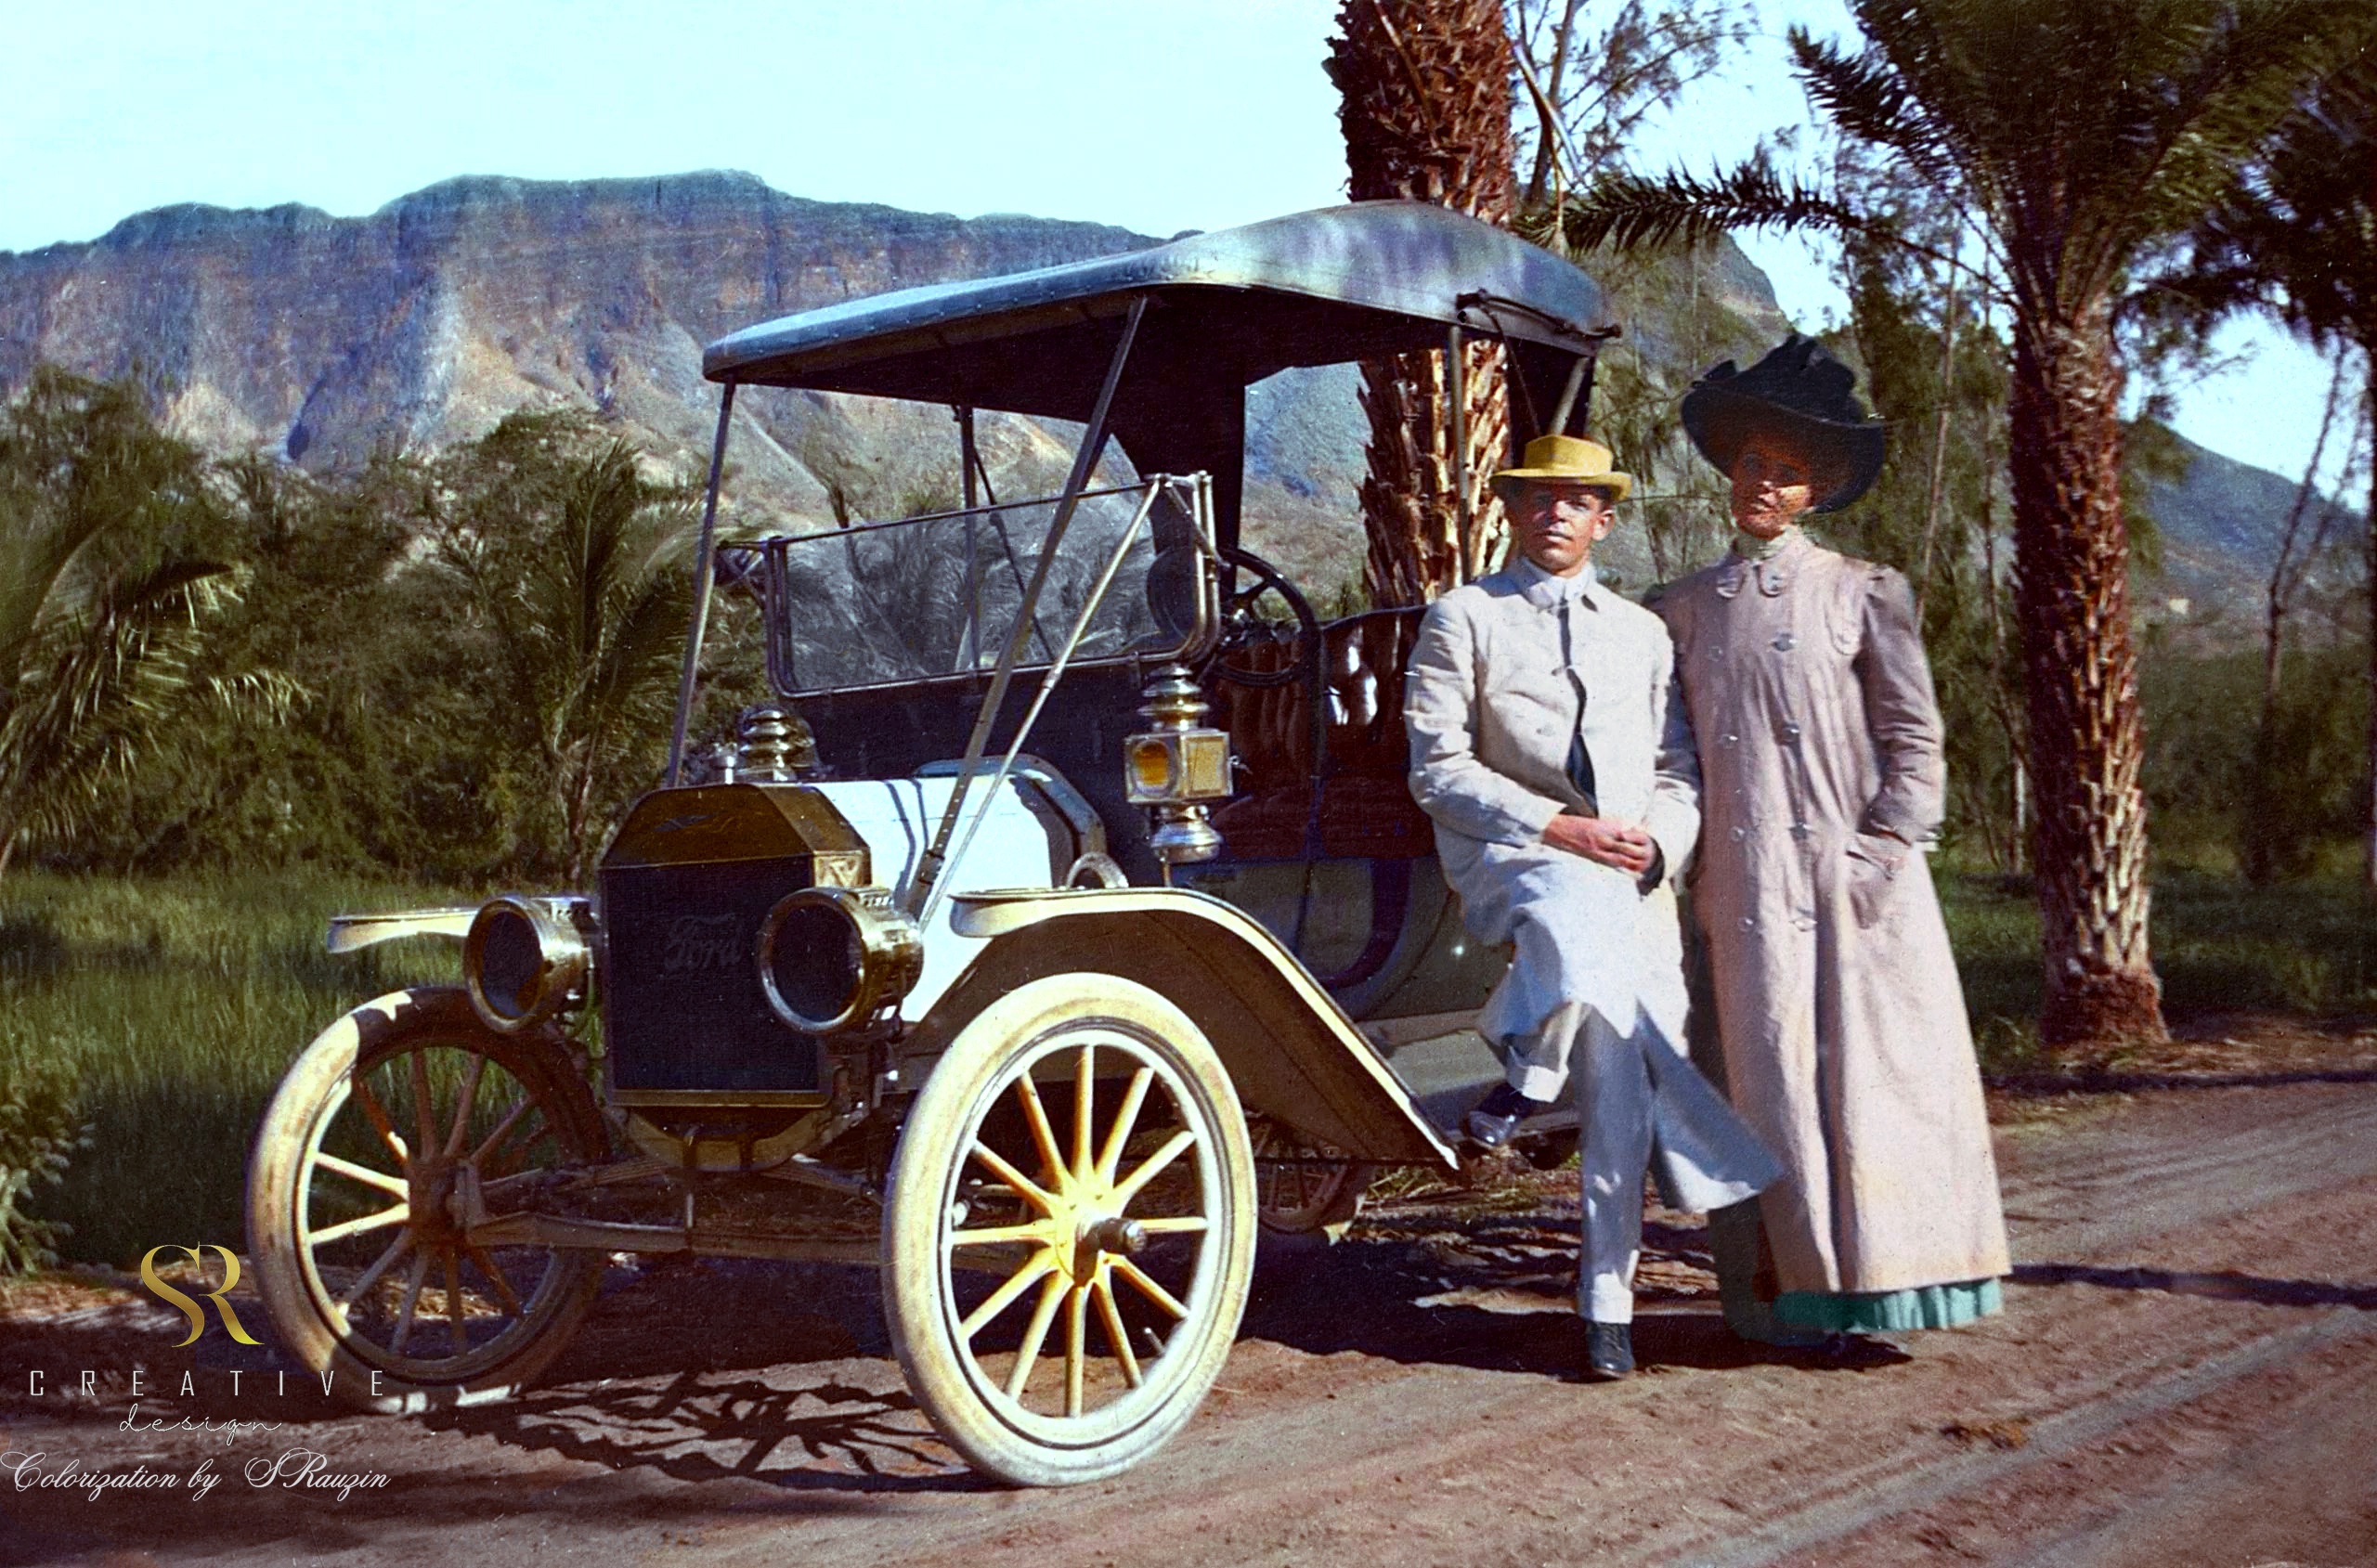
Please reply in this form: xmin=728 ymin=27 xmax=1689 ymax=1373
xmin=755 ymin=885 xmax=923 ymax=1034
xmin=463 ymin=895 xmax=594 ymax=1033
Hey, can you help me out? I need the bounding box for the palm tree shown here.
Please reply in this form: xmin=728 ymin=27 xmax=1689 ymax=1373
xmin=432 ymin=414 xmax=694 ymax=880
xmin=1326 ymin=0 xmax=1517 ymax=603
xmin=2162 ymin=58 xmax=2377 ymax=887
xmin=0 ymin=369 xmax=265 ymax=879
xmin=1565 ymin=0 xmax=2361 ymax=1046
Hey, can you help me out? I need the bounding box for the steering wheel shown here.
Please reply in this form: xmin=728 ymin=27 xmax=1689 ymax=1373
xmin=1208 ymin=545 xmax=1321 ymax=690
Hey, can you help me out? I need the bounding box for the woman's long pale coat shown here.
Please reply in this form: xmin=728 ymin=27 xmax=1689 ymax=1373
xmin=1655 ymin=532 xmax=2009 ymax=1296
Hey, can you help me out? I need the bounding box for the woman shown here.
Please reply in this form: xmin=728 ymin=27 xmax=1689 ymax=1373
xmin=1656 ymin=335 xmax=2008 ymax=1344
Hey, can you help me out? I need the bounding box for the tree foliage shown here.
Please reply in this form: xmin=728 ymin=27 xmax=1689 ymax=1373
xmin=0 ymin=369 xmax=289 ymax=878
xmin=1563 ymin=0 xmax=2371 ymax=1046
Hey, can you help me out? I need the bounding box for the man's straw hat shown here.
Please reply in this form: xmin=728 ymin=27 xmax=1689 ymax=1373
xmin=1488 ymin=434 xmax=1633 ymax=503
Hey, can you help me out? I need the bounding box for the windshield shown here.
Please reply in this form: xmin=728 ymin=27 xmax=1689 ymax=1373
xmin=731 ymin=477 xmax=1208 ymax=698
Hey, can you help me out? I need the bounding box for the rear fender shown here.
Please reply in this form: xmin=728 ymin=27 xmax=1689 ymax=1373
xmin=910 ymin=888 xmax=1456 ymax=1169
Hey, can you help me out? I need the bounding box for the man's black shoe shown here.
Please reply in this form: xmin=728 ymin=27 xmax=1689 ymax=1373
xmin=1463 ymin=1082 xmax=1556 ymax=1150
xmin=1580 ymin=1319 xmax=1634 ymax=1381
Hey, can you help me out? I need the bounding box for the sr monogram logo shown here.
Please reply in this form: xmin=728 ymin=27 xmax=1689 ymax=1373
xmin=138 ymin=1244 xmax=262 ymax=1347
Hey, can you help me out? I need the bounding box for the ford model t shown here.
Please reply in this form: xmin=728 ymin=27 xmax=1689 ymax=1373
xmin=246 ymin=201 xmax=1619 ymax=1485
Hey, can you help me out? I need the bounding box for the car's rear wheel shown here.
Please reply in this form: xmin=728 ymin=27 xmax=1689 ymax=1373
xmin=246 ymin=988 xmax=605 ymax=1410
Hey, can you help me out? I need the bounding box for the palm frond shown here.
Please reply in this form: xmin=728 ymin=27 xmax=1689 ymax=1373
xmin=1564 ymin=152 xmax=1869 ymax=253
xmin=0 ymin=559 xmax=239 ymax=850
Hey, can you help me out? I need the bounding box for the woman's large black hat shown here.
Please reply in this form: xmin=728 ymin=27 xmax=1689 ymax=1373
xmin=1680 ymin=333 xmax=1887 ymax=512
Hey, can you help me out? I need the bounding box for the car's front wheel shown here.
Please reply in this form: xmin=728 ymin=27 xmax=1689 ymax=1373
xmin=881 ymin=972 xmax=1256 ymax=1486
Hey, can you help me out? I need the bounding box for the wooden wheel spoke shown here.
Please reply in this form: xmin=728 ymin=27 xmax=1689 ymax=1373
xmin=1094 ymin=1274 xmax=1142 ymax=1388
xmin=447 ymin=1249 xmax=468 ymax=1354
xmin=1135 ymin=1216 xmax=1209 ymax=1236
xmin=469 ymin=1094 xmax=534 ymax=1169
xmin=1112 ymin=1256 xmax=1188 ymax=1319
xmin=1097 ymin=1068 xmax=1154 ymax=1184
xmin=968 ymin=1142 xmax=1058 ymax=1213
xmin=444 ymin=1054 xmax=488 ymax=1159
xmin=409 ymin=1047 xmax=437 ymax=1155
xmin=307 ymin=1201 xmax=411 ymax=1247
xmin=1003 ymin=1272 xmax=1069 ymax=1400
xmin=466 ymin=1243 xmax=523 ymax=1316
xmin=948 ymin=1222 xmax=1055 ymax=1248
xmin=351 ymin=1077 xmax=409 ymax=1165
xmin=1012 ymin=1073 xmax=1067 ymax=1192
xmin=1113 ymin=1129 xmax=1197 ymax=1208
xmin=313 ymin=1150 xmax=408 ymax=1199
xmin=333 ymin=1233 xmax=414 ymax=1315
xmin=1064 ymin=1283 xmax=1089 ymax=1418
xmin=961 ymin=1252 xmax=1057 ymax=1340
xmin=1072 ymin=1043 xmax=1096 ymax=1180
xmin=389 ymin=1250 xmax=431 ymax=1354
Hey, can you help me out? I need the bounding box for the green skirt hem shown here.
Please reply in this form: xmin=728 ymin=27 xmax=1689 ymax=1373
xmin=1773 ymin=1276 xmax=2004 ymax=1333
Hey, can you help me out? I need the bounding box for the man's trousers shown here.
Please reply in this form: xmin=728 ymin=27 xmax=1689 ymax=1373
xmin=1510 ymin=997 xmax=1782 ymax=1324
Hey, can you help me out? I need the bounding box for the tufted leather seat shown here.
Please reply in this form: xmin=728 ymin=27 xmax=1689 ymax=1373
xmin=1211 ymin=607 xmax=1437 ymax=860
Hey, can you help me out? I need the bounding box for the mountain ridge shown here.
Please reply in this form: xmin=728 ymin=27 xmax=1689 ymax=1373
xmin=0 ymin=169 xmax=2332 ymax=633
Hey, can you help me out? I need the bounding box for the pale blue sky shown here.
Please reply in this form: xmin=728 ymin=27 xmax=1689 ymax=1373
xmin=0 ymin=0 xmax=2349 ymax=491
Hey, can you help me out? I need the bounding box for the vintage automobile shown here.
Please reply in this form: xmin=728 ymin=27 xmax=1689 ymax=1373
xmin=245 ymin=201 xmax=1620 ymax=1485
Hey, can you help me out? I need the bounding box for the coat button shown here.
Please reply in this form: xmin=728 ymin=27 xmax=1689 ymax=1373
xmin=1739 ymin=915 xmax=1757 ymax=930
xmin=1721 ymin=732 xmax=1738 ymax=746
xmin=1780 ymin=721 xmax=1802 ymax=743
xmin=1789 ymin=822 xmax=1812 ymax=840
xmin=1773 ymin=631 xmax=1797 ymax=652
xmin=1729 ymin=826 xmax=1747 ymax=842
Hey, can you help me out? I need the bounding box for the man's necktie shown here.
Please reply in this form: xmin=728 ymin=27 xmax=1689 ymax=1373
xmin=1557 ymin=596 xmax=1599 ymax=812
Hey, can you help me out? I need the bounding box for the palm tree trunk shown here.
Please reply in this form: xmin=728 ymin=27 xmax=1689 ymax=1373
xmin=2007 ymin=295 xmax=2165 ymax=1045
xmin=2365 ymin=368 xmax=2377 ymax=893
xmin=1329 ymin=0 xmax=1515 ymax=604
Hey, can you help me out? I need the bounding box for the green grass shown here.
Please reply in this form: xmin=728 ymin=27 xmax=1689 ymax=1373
xmin=1940 ymin=866 xmax=2377 ymax=1069
xmin=0 ymin=869 xmax=475 ymax=1266
xmin=6 ymin=863 xmax=2376 ymax=1264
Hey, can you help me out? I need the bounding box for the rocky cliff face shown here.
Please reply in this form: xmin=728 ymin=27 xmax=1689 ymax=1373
xmin=0 ymin=172 xmax=1155 ymax=514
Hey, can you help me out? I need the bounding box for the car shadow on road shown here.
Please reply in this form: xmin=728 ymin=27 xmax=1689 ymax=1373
xmin=2011 ymin=1261 xmax=2377 ymax=1311
xmin=424 ymin=1369 xmax=986 ymax=1494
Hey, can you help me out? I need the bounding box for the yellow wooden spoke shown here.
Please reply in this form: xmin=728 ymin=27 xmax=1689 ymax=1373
xmin=389 ymin=1250 xmax=431 ymax=1355
xmin=1013 ymin=1073 xmax=1067 ymax=1191
xmin=350 ymin=1077 xmax=409 ymax=1165
xmin=1112 ymin=1256 xmax=1188 ymax=1319
xmin=1072 ymin=1042 xmax=1096 ymax=1181
xmin=1135 ymin=1216 xmax=1210 ymax=1235
xmin=1113 ymin=1129 xmax=1197 ymax=1208
xmin=947 ymin=1223 xmax=1054 ymax=1248
xmin=1003 ymin=1272 xmax=1068 ymax=1400
xmin=968 ymin=1142 xmax=1059 ymax=1213
xmin=465 ymin=1243 xmax=523 ymax=1316
xmin=332 ymin=1233 xmax=413 ymax=1317
xmin=307 ymin=1201 xmax=411 ymax=1247
xmin=312 ymin=1150 xmax=408 ymax=1199
xmin=961 ymin=1252 xmax=1057 ymax=1340
xmin=1094 ymin=1274 xmax=1143 ymax=1388
xmin=444 ymin=1053 xmax=487 ymax=1159
xmin=1097 ymin=1068 xmax=1154 ymax=1184
xmin=1064 ymin=1282 xmax=1089 ymax=1418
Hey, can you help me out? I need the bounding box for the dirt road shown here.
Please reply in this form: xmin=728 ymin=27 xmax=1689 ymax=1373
xmin=6 ymin=1052 xmax=2377 ymax=1566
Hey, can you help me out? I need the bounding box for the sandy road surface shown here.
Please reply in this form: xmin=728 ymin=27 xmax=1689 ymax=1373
xmin=6 ymin=1063 xmax=2377 ymax=1567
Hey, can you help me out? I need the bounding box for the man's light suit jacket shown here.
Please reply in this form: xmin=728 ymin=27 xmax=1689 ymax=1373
xmin=1406 ymin=560 xmax=1700 ymax=1057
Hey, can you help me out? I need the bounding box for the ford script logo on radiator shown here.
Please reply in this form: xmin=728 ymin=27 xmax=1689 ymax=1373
xmin=661 ymin=913 xmax=744 ymax=975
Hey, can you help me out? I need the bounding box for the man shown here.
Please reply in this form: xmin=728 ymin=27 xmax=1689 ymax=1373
xmin=1404 ymin=433 xmax=1780 ymax=1380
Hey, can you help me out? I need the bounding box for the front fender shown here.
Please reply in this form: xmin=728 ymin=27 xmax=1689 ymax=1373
xmin=909 ymin=887 xmax=1456 ymax=1169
